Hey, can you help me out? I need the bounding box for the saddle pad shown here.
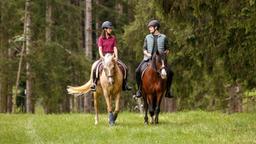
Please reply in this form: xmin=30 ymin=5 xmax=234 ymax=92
xmin=141 ymin=63 xmax=149 ymax=79
xmin=95 ymin=61 xmax=126 ymax=79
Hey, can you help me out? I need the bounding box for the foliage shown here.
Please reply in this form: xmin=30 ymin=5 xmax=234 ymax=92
xmin=1 ymin=0 xmax=256 ymax=112
xmin=123 ymin=0 xmax=256 ymax=110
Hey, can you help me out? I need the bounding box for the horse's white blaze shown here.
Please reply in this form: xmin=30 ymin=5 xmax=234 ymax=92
xmin=108 ymin=77 xmax=114 ymax=84
xmin=160 ymin=59 xmax=167 ymax=79
xmin=161 ymin=69 xmax=167 ymax=79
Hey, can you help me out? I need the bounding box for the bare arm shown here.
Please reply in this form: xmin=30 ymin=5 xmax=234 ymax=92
xmin=114 ymin=46 xmax=118 ymax=60
xmin=99 ymin=46 xmax=104 ymax=59
xmin=143 ymin=49 xmax=151 ymax=57
xmin=143 ymin=38 xmax=151 ymax=57
xmin=164 ymin=37 xmax=170 ymax=55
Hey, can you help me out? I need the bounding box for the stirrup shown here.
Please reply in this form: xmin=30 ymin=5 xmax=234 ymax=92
xmin=165 ymin=90 xmax=173 ymax=98
xmin=123 ymin=84 xmax=132 ymax=91
xmin=134 ymin=90 xmax=142 ymax=98
xmin=90 ymin=83 xmax=96 ymax=92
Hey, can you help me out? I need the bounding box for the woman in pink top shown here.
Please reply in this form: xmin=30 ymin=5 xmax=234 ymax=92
xmin=90 ymin=21 xmax=131 ymax=91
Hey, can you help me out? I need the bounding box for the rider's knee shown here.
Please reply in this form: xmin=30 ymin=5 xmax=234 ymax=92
xmin=135 ymin=68 xmax=140 ymax=73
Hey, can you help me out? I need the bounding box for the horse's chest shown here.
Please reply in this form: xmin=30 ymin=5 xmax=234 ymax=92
xmin=100 ymin=81 xmax=121 ymax=94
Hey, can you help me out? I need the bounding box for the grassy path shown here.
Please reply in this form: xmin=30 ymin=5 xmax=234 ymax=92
xmin=0 ymin=111 xmax=256 ymax=144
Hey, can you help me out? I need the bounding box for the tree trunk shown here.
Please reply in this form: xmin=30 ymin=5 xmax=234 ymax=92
xmin=12 ymin=44 xmax=25 ymax=113
xmin=0 ymin=81 xmax=7 ymax=113
xmin=44 ymin=0 xmax=52 ymax=113
xmin=24 ymin=0 xmax=34 ymax=113
xmin=0 ymin=1 xmax=12 ymax=113
xmin=0 ymin=81 xmax=4 ymax=113
xmin=83 ymin=0 xmax=93 ymax=113
xmin=67 ymin=0 xmax=81 ymax=113
xmin=0 ymin=1 xmax=7 ymax=113
xmin=12 ymin=5 xmax=28 ymax=113
xmin=228 ymin=82 xmax=243 ymax=113
xmin=71 ymin=0 xmax=80 ymax=6
xmin=46 ymin=0 xmax=52 ymax=42
xmin=115 ymin=1 xmax=123 ymax=16
xmin=0 ymin=81 xmax=2 ymax=112
xmin=161 ymin=97 xmax=177 ymax=112
xmin=85 ymin=0 xmax=92 ymax=59
xmin=95 ymin=0 xmax=100 ymax=40
xmin=115 ymin=1 xmax=123 ymax=29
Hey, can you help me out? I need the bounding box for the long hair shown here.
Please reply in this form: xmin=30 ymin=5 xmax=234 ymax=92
xmin=101 ymin=29 xmax=114 ymax=39
xmin=101 ymin=29 xmax=108 ymax=39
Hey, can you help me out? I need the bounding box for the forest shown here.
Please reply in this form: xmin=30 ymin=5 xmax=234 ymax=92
xmin=1 ymin=0 xmax=256 ymax=114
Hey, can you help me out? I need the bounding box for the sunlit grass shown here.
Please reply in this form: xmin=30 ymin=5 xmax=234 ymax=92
xmin=0 ymin=111 xmax=256 ymax=144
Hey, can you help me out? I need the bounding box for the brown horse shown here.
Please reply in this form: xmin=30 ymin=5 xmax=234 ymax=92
xmin=67 ymin=53 xmax=123 ymax=126
xmin=141 ymin=52 xmax=168 ymax=124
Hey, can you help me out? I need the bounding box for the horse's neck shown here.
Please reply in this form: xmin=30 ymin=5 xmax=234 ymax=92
xmin=102 ymin=63 xmax=122 ymax=79
xmin=114 ymin=63 xmax=122 ymax=78
xmin=150 ymin=58 xmax=159 ymax=72
xmin=148 ymin=65 xmax=158 ymax=76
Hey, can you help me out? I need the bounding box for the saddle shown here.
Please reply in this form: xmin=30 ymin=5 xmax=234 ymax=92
xmin=95 ymin=60 xmax=126 ymax=79
xmin=141 ymin=62 xmax=150 ymax=79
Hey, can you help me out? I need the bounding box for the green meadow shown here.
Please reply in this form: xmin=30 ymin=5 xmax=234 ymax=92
xmin=0 ymin=111 xmax=255 ymax=144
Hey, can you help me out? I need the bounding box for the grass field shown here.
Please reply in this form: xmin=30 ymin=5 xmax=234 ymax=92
xmin=0 ymin=111 xmax=256 ymax=144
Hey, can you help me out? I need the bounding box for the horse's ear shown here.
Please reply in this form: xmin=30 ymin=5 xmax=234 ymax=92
xmin=110 ymin=54 xmax=115 ymax=60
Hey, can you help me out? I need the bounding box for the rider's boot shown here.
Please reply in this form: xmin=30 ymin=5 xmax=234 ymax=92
xmin=122 ymin=79 xmax=132 ymax=91
xmin=91 ymin=68 xmax=97 ymax=92
xmin=134 ymin=70 xmax=142 ymax=98
xmin=135 ymin=87 xmax=142 ymax=98
xmin=165 ymin=89 xmax=173 ymax=98
xmin=90 ymin=81 xmax=97 ymax=92
xmin=165 ymin=68 xmax=174 ymax=98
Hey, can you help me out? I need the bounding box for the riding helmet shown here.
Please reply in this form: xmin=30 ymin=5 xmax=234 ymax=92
xmin=101 ymin=21 xmax=113 ymax=29
xmin=147 ymin=20 xmax=160 ymax=29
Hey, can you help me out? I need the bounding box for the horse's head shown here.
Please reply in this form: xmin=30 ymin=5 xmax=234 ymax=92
xmin=152 ymin=51 xmax=168 ymax=79
xmin=102 ymin=53 xmax=116 ymax=84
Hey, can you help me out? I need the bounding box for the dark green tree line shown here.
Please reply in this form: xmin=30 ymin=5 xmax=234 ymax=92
xmin=0 ymin=0 xmax=255 ymax=113
xmin=124 ymin=0 xmax=256 ymax=111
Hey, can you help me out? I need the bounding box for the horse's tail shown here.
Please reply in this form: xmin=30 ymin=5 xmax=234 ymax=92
xmin=67 ymin=79 xmax=92 ymax=96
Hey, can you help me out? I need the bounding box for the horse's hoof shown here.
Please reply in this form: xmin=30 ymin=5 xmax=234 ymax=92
xmin=109 ymin=112 xmax=115 ymax=126
xmin=109 ymin=121 xmax=115 ymax=126
xmin=113 ymin=113 xmax=118 ymax=121
xmin=144 ymin=121 xmax=148 ymax=125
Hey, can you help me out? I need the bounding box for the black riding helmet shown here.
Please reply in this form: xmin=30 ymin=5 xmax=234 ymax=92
xmin=101 ymin=21 xmax=113 ymax=29
xmin=147 ymin=20 xmax=160 ymax=29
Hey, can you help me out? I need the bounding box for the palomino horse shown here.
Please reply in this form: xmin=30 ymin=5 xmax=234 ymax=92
xmin=141 ymin=52 xmax=168 ymax=124
xmin=67 ymin=53 xmax=123 ymax=126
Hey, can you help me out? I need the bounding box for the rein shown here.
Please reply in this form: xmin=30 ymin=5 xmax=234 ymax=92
xmin=151 ymin=53 xmax=166 ymax=75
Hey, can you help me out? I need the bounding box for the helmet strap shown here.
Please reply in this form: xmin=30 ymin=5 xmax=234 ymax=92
xmin=151 ymin=27 xmax=158 ymax=35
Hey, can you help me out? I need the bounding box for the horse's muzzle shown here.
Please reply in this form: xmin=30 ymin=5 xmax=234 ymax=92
xmin=108 ymin=76 xmax=114 ymax=84
xmin=160 ymin=69 xmax=167 ymax=79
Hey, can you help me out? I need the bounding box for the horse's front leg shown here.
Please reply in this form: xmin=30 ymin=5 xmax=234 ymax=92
xmin=147 ymin=94 xmax=154 ymax=124
xmin=113 ymin=92 xmax=121 ymax=123
xmin=155 ymin=93 xmax=164 ymax=124
xmin=103 ymin=91 xmax=114 ymax=126
xmin=144 ymin=96 xmax=149 ymax=125
xmin=155 ymin=106 xmax=160 ymax=124
xmin=93 ymin=92 xmax=99 ymax=125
